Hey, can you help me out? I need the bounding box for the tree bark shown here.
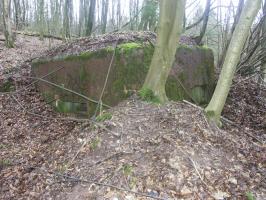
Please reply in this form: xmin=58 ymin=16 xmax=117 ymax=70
xmin=101 ymin=0 xmax=109 ymax=34
xmin=78 ymin=0 xmax=85 ymax=36
xmin=21 ymin=0 xmax=26 ymax=26
xmin=260 ymin=1 xmax=266 ymax=84
xmin=1 ymin=0 xmax=14 ymax=48
xmin=38 ymin=0 xmax=45 ymax=40
xmin=194 ymin=0 xmax=211 ymax=45
xmin=85 ymin=0 xmax=96 ymax=36
xmin=218 ymin=0 xmax=244 ymax=68
xmin=205 ymin=0 xmax=262 ymax=126
xmin=63 ymin=0 xmax=71 ymax=38
xmin=13 ymin=0 xmax=21 ymax=30
xmin=142 ymin=0 xmax=185 ymax=103
xmin=116 ymin=0 xmax=121 ymax=29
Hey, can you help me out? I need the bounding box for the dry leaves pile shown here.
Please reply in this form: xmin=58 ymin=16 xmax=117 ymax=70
xmin=54 ymin=97 xmax=265 ymax=200
xmin=0 ymin=34 xmax=265 ymax=200
xmin=39 ymin=31 xmax=196 ymax=60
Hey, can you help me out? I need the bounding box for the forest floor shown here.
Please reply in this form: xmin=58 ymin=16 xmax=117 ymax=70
xmin=0 ymin=34 xmax=265 ymax=200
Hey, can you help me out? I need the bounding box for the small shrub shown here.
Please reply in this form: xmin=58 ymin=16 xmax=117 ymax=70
xmin=122 ymin=164 xmax=133 ymax=176
xmin=129 ymin=176 xmax=137 ymax=189
xmin=90 ymin=137 xmax=101 ymax=150
xmin=0 ymin=81 xmax=14 ymax=92
xmin=138 ymin=87 xmax=160 ymax=103
xmin=0 ymin=159 xmax=11 ymax=166
xmin=0 ymin=144 xmax=7 ymax=149
xmin=246 ymin=192 xmax=255 ymax=200
xmin=96 ymin=112 xmax=112 ymax=122
xmin=57 ymin=163 xmax=68 ymax=173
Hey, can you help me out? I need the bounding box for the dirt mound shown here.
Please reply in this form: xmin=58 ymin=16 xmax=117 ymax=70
xmin=0 ymin=34 xmax=61 ymax=76
xmin=223 ymin=76 xmax=266 ymax=139
xmin=1 ymin=34 xmax=265 ymax=200
xmin=41 ymin=31 xmax=197 ymax=59
xmin=50 ymin=97 xmax=265 ymax=200
xmin=0 ymin=34 xmax=61 ymax=92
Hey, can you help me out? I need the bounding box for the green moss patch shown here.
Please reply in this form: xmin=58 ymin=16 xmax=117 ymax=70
xmin=138 ymin=87 xmax=160 ymax=103
xmin=0 ymin=81 xmax=14 ymax=92
xmin=118 ymin=42 xmax=142 ymax=52
xmin=96 ymin=112 xmax=112 ymax=122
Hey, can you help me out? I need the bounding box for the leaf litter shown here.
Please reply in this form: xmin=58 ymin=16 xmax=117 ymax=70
xmin=0 ymin=33 xmax=265 ymax=200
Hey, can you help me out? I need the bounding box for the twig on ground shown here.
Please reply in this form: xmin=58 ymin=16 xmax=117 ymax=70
xmin=55 ymin=173 xmax=166 ymax=200
xmin=29 ymin=166 xmax=166 ymax=200
xmin=67 ymin=139 xmax=90 ymax=168
xmin=182 ymin=100 xmax=210 ymax=129
xmin=11 ymin=95 xmax=26 ymax=112
xmin=88 ymin=151 xmax=130 ymax=167
xmin=10 ymin=94 xmax=121 ymax=138
xmin=183 ymin=99 xmax=264 ymax=144
xmin=188 ymin=157 xmax=209 ymax=188
xmin=221 ymin=117 xmax=264 ymax=144
xmin=183 ymin=100 xmax=203 ymax=110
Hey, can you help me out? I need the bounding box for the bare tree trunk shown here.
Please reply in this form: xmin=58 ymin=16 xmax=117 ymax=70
xmin=85 ymin=0 xmax=96 ymax=36
xmin=13 ymin=0 xmax=21 ymax=30
xmin=78 ymin=0 xmax=84 ymax=36
xmin=205 ymin=0 xmax=262 ymax=126
xmin=1 ymin=0 xmax=14 ymax=48
xmin=101 ymin=0 xmax=109 ymax=34
xmin=0 ymin=1 xmax=2 ymax=25
xmin=63 ymin=0 xmax=71 ymax=39
xmin=129 ymin=0 xmax=135 ymax=30
xmin=21 ymin=0 xmax=26 ymax=26
xmin=260 ymin=1 xmax=266 ymax=84
xmin=38 ymin=0 xmax=45 ymax=40
xmin=116 ymin=0 xmax=121 ymax=29
xmin=194 ymin=0 xmax=211 ymax=45
xmin=218 ymin=0 xmax=244 ymax=68
xmin=138 ymin=0 xmax=158 ymax=31
xmin=142 ymin=0 xmax=185 ymax=103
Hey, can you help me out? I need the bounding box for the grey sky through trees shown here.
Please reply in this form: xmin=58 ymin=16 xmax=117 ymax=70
xmin=70 ymin=0 xmax=240 ymax=24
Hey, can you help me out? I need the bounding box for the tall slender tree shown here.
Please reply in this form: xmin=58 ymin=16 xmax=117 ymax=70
xmin=141 ymin=0 xmax=185 ymax=103
xmin=38 ymin=0 xmax=45 ymax=40
xmin=138 ymin=0 xmax=158 ymax=31
xmin=63 ymin=0 xmax=72 ymax=38
xmin=218 ymin=0 xmax=244 ymax=68
xmin=85 ymin=0 xmax=96 ymax=36
xmin=13 ymin=0 xmax=21 ymax=30
xmin=116 ymin=0 xmax=121 ymax=29
xmin=260 ymin=1 xmax=266 ymax=84
xmin=194 ymin=0 xmax=211 ymax=45
xmin=1 ymin=0 xmax=14 ymax=48
xmin=101 ymin=0 xmax=109 ymax=34
xmin=78 ymin=0 xmax=85 ymax=36
xmin=21 ymin=0 xmax=26 ymax=26
xmin=205 ymin=0 xmax=262 ymax=126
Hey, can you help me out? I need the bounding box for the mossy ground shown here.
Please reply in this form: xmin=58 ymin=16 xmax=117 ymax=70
xmin=138 ymin=87 xmax=160 ymax=103
xmin=0 ymin=81 xmax=14 ymax=92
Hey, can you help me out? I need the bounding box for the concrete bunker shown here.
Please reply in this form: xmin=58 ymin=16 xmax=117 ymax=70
xmin=31 ymin=32 xmax=215 ymax=117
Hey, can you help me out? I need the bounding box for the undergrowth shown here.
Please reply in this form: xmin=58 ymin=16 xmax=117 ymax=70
xmin=138 ymin=87 xmax=160 ymax=103
xmin=246 ymin=192 xmax=255 ymax=200
xmin=96 ymin=112 xmax=112 ymax=122
xmin=90 ymin=137 xmax=101 ymax=150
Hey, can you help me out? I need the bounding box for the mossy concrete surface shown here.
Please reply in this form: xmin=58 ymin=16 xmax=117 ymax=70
xmin=31 ymin=42 xmax=214 ymax=116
